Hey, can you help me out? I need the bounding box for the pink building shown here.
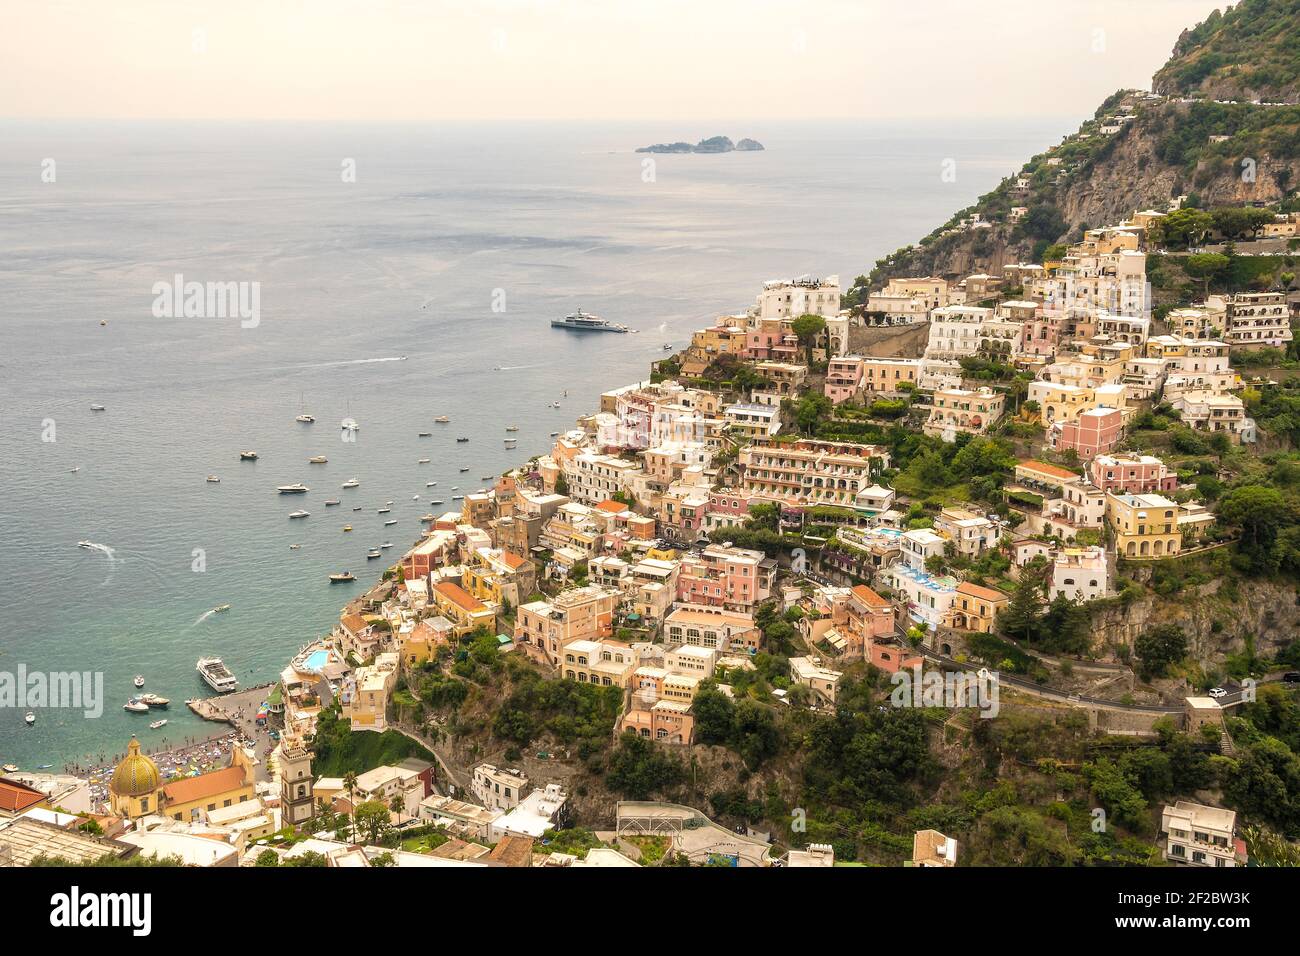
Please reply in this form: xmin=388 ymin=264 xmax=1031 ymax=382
xmin=847 ymin=585 xmax=896 ymax=658
xmin=707 ymin=489 xmax=752 ymax=523
xmin=675 ymin=543 xmax=775 ymax=611
xmin=1051 ymin=406 xmax=1123 ymax=459
xmin=1089 ymin=452 xmax=1177 ymax=495
xmin=825 ymin=357 xmax=864 ymax=405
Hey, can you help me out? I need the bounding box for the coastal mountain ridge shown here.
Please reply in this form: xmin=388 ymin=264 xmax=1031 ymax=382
xmin=865 ymin=0 xmax=1300 ymax=288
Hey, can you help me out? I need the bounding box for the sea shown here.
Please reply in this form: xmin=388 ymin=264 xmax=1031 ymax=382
xmin=0 ymin=117 xmax=1069 ymax=770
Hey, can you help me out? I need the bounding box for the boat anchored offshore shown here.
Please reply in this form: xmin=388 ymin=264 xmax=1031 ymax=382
xmin=133 ymin=675 xmax=145 ymax=688
xmin=124 ymin=699 xmax=149 ymax=713
xmin=206 ymin=475 xmax=221 ymax=483
xmin=24 ymin=712 xmax=36 ymax=726
xmin=139 ymin=693 xmax=169 ymax=708
xmin=551 ymin=308 xmax=628 ymax=333
xmin=289 ymin=510 xmax=310 ymax=519
xmin=309 ymin=455 xmax=328 ymax=464
xmin=196 ymin=657 xmax=238 ymax=693
xmin=435 ymin=416 xmax=450 ymax=423
xmin=240 ymin=451 xmax=258 ymax=461
xmin=278 ymin=483 xmax=310 ymax=494
xmin=367 ymin=549 xmax=382 ymax=560
xmin=342 ymin=479 xmax=360 ymax=489
xmin=329 ymin=571 xmax=356 ymax=583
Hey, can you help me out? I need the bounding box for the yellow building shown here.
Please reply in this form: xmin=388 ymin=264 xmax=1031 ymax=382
xmin=1106 ymin=492 xmax=1182 ymax=559
xmin=432 ymin=580 xmax=497 ymax=637
xmin=108 ymin=736 xmax=257 ymax=822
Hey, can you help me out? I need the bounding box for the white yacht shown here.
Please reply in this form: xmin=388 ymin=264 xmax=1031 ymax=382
xmin=206 ymin=475 xmax=221 ymax=483
xmin=342 ymin=479 xmax=360 ymax=489
xmin=551 ymin=308 xmax=628 ymax=333
xmin=296 ymin=414 xmax=315 ymax=423
xmin=277 ymin=483 xmax=310 ymax=494
xmin=289 ymin=510 xmax=310 ymax=519
xmin=196 ymin=657 xmax=238 ymax=694
xmin=341 ymin=418 xmax=360 ymax=431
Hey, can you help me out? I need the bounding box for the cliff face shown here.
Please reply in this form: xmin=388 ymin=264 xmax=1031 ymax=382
xmin=1087 ymin=576 xmax=1300 ymax=663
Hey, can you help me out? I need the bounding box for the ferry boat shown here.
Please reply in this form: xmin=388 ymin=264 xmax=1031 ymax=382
xmin=206 ymin=475 xmax=221 ymax=483
xmin=329 ymin=571 xmax=356 ymax=583
xmin=124 ymin=699 xmax=150 ymax=713
xmin=196 ymin=657 xmax=238 ymax=693
xmin=342 ymin=479 xmax=360 ymax=489
xmin=277 ymin=483 xmax=310 ymax=494
xmin=289 ymin=510 xmax=310 ymax=519
xmin=309 ymin=455 xmax=328 ymax=464
xmin=239 ymin=451 xmax=258 ymax=461
xmin=551 ymin=308 xmax=628 ymax=333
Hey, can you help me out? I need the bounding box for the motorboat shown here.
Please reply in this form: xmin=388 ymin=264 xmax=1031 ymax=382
xmin=1 ymin=763 xmax=19 ymax=772
xmin=427 ymin=482 xmax=437 ymax=487
xmin=452 ymin=495 xmax=464 ymax=501
xmin=505 ymin=425 xmax=519 ymax=432
xmin=149 ymin=719 xmax=168 ymax=730
xmin=418 ymin=458 xmax=431 ymax=464
xmin=295 ymin=414 xmax=315 ymax=423
xmin=90 ymin=404 xmax=106 ymax=411
xmin=342 ymin=525 xmax=353 ymax=532
xmin=70 ymin=466 xmax=80 ymax=473
xmin=124 ymin=699 xmax=150 ymax=713
xmin=435 ymin=416 xmax=450 ymax=423
xmin=239 ymin=451 xmax=258 ymax=461
xmin=309 ymin=456 xmax=328 ymax=464
xmin=329 ymin=571 xmax=356 ymax=583
xmin=385 ymin=500 xmax=394 ymax=506
xmin=663 ymin=343 xmax=673 ymax=350
xmin=418 ymin=431 xmax=432 ymax=437
xmin=139 ymin=694 xmax=169 ymax=708
xmin=428 ymin=502 xmax=442 ymax=508
xmin=324 ymin=499 xmax=340 ymax=506
xmin=277 ymin=483 xmax=310 ymax=494
xmin=504 ymin=439 xmax=517 ymax=447
xmin=459 ymin=467 xmax=469 ymax=472
xmin=451 ymin=486 xmax=459 ymax=490
xmin=133 ymin=675 xmax=145 ymax=688
xmin=456 ymin=437 xmax=470 ymax=443
xmin=196 ymin=657 xmax=238 ymax=693
xmin=384 ymin=519 xmax=397 ymax=526
xmin=342 ymin=479 xmax=360 ymax=489
xmin=381 ymin=542 xmax=393 ymax=549
xmin=206 ymin=475 xmax=221 ymax=483
xmin=367 ymin=549 xmax=382 ymax=560
xmin=289 ymin=510 xmax=310 ymax=519
xmin=289 ymin=544 xmax=301 ymax=550
xmin=213 ymin=604 xmax=231 ymax=613
xmin=341 ymin=418 xmax=360 ymax=431
xmin=550 ymin=431 xmax=559 ymax=437
xmin=412 ymin=494 xmax=420 ymax=500
xmin=352 ymin=506 xmax=362 ymax=512
xmin=378 ymin=507 xmax=391 ymax=514
xmin=24 ymin=712 xmax=35 ymax=726
xmin=77 ymin=540 xmax=95 ymax=550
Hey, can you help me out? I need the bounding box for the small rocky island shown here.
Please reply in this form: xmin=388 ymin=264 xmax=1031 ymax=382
xmin=636 ymin=135 xmax=764 ymax=154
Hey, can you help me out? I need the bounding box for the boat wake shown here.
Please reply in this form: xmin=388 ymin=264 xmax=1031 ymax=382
xmin=77 ymin=540 xmax=116 ymax=559
xmin=291 ymin=356 xmax=409 ymax=370
xmin=192 ymin=608 xmax=218 ymax=627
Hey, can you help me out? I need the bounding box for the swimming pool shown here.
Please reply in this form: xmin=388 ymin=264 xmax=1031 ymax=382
xmin=302 ymin=649 xmax=330 ymax=672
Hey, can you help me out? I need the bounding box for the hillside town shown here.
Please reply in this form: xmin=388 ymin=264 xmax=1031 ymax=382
xmin=5 ymin=196 xmax=1298 ymax=870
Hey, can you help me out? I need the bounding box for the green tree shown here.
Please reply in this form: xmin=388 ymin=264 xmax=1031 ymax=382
xmin=353 ymin=799 xmax=392 ymax=846
xmin=1217 ymin=485 xmax=1291 ymax=573
xmin=1184 ymin=252 xmax=1230 ymax=297
xmin=791 ymin=313 xmax=828 ymax=366
xmin=1134 ymin=623 xmax=1187 ymax=681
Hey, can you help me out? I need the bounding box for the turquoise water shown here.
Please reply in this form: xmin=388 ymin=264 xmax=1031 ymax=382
xmin=0 ymin=118 xmax=1069 ymax=769
xmin=302 ymin=651 xmax=330 ymax=672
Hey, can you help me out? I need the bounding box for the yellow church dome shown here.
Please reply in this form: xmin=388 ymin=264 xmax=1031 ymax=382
xmin=109 ymin=737 xmax=161 ymax=798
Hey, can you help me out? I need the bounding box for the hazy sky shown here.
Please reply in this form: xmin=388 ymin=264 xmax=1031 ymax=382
xmin=2 ymin=0 xmax=1229 ymax=121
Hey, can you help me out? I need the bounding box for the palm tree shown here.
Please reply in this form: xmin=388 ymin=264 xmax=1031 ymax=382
xmin=390 ymin=793 xmax=405 ymax=827
xmin=342 ymin=771 xmax=358 ymax=841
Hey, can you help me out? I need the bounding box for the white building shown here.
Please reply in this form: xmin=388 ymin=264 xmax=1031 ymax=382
xmin=1049 ymin=546 xmax=1110 ymax=602
xmin=1161 ymin=801 xmax=1239 ymax=868
xmin=471 ymin=764 xmax=531 ymax=812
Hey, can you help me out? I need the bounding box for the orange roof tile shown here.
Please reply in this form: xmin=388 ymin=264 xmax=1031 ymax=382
xmin=160 ymin=765 xmax=250 ymax=806
xmin=434 ymin=581 xmax=487 ymax=613
xmin=0 ymin=778 xmax=46 ymax=813
xmin=851 ymin=584 xmax=891 ymax=608
xmin=340 ymin=613 xmax=369 ymax=635
xmin=595 ymin=500 xmax=627 ymax=513
xmin=957 ymin=582 xmax=1008 ymax=603
xmin=501 ymin=551 xmax=529 ymax=571
xmin=1017 ymin=459 xmax=1078 ymax=481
